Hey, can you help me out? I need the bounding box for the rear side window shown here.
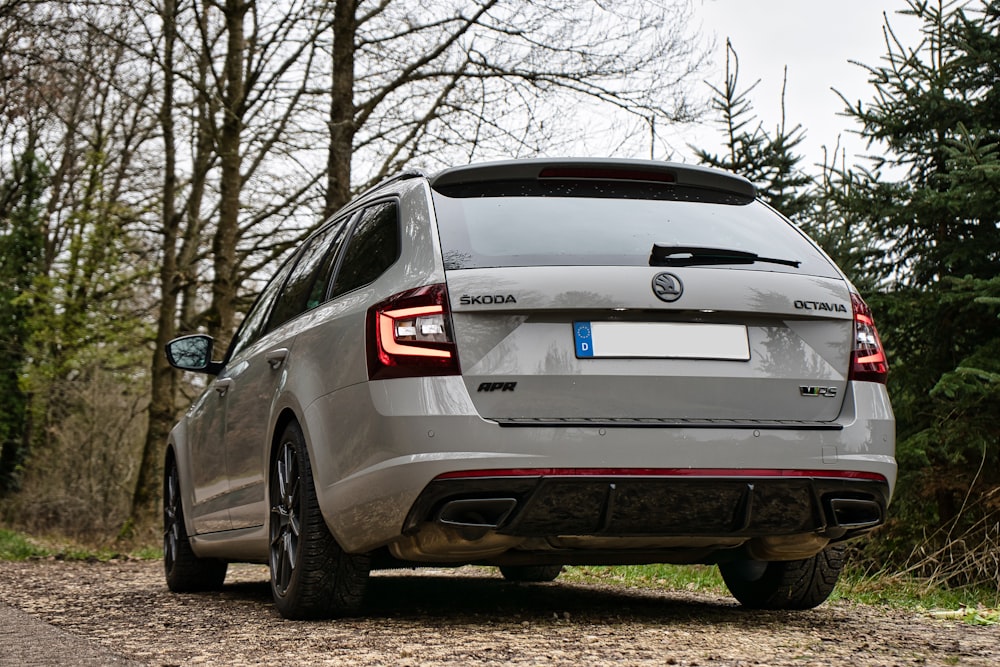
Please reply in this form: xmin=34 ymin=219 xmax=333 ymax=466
xmin=330 ymin=201 xmax=400 ymax=298
xmin=431 ymin=183 xmax=839 ymax=278
xmin=266 ymin=219 xmax=349 ymax=331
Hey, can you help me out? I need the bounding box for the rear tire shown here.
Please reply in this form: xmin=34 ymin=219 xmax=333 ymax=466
xmin=499 ymin=564 xmax=563 ymax=582
xmin=269 ymin=421 xmax=370 ymax=619
xmin=163 ymin=453 xmax=227 ymax=592
xmin=719 ymin=544 xmax=845 ymax=610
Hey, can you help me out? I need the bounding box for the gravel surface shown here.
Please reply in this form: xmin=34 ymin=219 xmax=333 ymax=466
xmin=0 ymin=559 xmax=996 ymax=666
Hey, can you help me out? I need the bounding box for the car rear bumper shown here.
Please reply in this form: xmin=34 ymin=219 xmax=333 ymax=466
xmin=307 ymin=377 xmax=895 ymax=555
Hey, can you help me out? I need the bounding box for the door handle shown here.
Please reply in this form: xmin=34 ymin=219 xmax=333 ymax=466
xmin=266 ymin=348 xmax=289 ymax=369
xmin=214 ymin=378 xmax=233 ymax=396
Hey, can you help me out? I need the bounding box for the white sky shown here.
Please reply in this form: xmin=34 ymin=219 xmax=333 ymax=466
xmin=671 ymin=0 xmax=924 ymax=170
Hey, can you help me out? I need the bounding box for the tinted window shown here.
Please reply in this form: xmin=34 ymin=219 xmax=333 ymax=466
xmin=431 ymin=185 xmax=839 ymax=278
xmin=305 ymin=220 xmax=350 ymax=309
xmin=266 ymin=220 xmax=349 ymax=331
xmin=227 ymin=255 xmax=297 ymax=358
xmin=330 ymin=202 xmax=400 ymax=297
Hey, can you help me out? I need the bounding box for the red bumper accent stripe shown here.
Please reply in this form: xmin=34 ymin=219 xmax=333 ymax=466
xmin=433 ymin=468 xmax=887 ymax=482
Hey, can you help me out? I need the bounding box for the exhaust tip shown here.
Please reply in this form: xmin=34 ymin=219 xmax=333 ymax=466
xmin=437 ymin=498 xmax=518 ymax=529
xmin=828 ymin=498 xmax=883 ymax=529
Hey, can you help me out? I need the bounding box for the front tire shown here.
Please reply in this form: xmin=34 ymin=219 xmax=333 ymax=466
xmin=269 ymin=421 xmax=370 ymax=619
xmin=719 ymin=544 xmax=845 ymax=610
xmin=163 ymin=453 xmax=227 ymax=592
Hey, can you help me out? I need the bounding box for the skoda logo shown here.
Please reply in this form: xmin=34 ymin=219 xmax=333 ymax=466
xmin=652 ymin=272 xmax=683 ymax=302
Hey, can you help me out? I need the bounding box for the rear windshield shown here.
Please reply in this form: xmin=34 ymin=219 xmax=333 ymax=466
xmin=431 ymin=181 xmax=839 ymax=278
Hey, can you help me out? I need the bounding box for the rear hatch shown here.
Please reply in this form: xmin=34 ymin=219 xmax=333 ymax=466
xmin=429 ymin=160 xmax=853 ymax=424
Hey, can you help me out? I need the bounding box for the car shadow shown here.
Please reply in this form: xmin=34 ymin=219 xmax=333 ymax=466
xmin=210 ymin=569 xmax=827 ymax=627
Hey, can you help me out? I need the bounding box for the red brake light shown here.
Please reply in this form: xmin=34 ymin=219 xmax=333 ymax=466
xmin=367 ymin=283 xmax=460 ymax=380
xmin=849 ymin=293 xmax=888 ymax=384
xmin=537 ymin=166 xmax=676 ymax=183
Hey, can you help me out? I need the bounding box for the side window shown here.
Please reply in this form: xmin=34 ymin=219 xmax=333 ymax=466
xmin=305 ymin=220 xmax=350 ymax=309
xmin=330 ymin=201 xmax=400 ymax=298
xmin=265 ymin=219 xmax=349 ymax=331
xmin=227 ymin=255 xmax=298 ymax=359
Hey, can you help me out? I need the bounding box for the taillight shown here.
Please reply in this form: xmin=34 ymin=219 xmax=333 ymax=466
xmin=849 ymin=293 xmax=888 ymax=384
xmin=367 ymin=283 xmax=460 ymax=380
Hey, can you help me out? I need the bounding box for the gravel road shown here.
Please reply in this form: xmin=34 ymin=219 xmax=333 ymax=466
xmin=0 ymin=559 xmax=996 ymax=666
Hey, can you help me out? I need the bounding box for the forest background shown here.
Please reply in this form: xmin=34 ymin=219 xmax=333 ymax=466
xmin=1 ymin=0 xmax=997 ymax=591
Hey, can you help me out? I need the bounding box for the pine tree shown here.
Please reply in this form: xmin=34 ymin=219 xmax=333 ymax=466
xmin=843 ymin=0 xmax=1000 ymax=585
xmin=693 ymin=40 xmax=814 ymax=222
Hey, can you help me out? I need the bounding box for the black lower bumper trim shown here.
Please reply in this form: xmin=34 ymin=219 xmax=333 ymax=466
xmin=403 ymin=475 xmax=889 ymax=539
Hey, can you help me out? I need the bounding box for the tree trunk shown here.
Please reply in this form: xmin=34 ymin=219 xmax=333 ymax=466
xmin=207 ymin=0 xmax=248 ymax=341
xmin=324 ymin=0 xmax=356 ymax=220
xmin=131 ymin=0 xmax=179 ymax=534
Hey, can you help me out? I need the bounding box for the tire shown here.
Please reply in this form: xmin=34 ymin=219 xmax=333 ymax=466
xmin=269 ymin=421 xmax=371 ymax=619
xmin=163 ymin=453 xmax=228 ymax=592
xmin=499 ymin=564 xmax=563 ymax=582
xmin=719 ymin=544 xmax=845 ymax=610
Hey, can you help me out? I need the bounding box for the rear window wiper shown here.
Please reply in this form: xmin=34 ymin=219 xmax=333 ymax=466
xmin=649 ymin=244 xmax=801 ymax=268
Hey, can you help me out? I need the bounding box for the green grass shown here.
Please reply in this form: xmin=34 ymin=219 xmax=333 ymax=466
xmin=563 ymin=563 xmax=726 ymax=595
xmin=834 ymin=567 xmax=1000 ymax=624
xmin=563 ymin=562 xmax=998 ymax=625
xmin=0 ymin=528 xmax=161 ymax=562
xmin=0 ymin=529 xmax=53 ymax=560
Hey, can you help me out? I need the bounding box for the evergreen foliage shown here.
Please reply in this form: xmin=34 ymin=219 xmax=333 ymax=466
xmin=699 ymin=5 xmax=1000 ymax=587
xmin=0 ymin=153 xmax=46 ymax=494
xmin=693 ymin=39 xmax=814 ymax=222
xmin=841 ymin=0 xmax=1000 ymax=584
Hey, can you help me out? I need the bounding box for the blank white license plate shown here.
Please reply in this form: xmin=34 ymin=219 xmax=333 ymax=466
xmin=573 ymin=321 xmax=750 ymax=360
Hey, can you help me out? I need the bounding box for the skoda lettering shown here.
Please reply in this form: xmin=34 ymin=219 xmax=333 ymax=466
xmin=459 ymin=294 xmax=517 ymax=305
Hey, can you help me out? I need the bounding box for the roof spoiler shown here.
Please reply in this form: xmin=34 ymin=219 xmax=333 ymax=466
xmin=428 ymin=158 xmax=756 ymax=199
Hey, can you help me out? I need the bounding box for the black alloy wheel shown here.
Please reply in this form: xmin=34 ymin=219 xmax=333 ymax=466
xmin=163 ymin=453 xmax=227 ymax=591
xmin=268 ymin=421 xmax=371 ymax=619
xmin=269 ymin=437 xmax=301 ymax=597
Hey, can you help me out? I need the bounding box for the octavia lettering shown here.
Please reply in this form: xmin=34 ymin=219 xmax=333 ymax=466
xmin=459 ymin=294 xmax=517 ymax=305
xmin=793 ymin=300 xmax=848 ymax=313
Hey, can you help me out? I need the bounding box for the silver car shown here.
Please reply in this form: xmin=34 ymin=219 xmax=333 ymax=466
xmin=163 ymin=158 xmax=895 ymax=618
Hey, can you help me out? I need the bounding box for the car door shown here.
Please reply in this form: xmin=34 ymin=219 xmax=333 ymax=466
xmin=184 ymin=376 xmax=232 ymax=534
xmin=184 ymin=252 xmax=298 ymax=534
xmin=224 ymin=217 xmax=351 ymax=529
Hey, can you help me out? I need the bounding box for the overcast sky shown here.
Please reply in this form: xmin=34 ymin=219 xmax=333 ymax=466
xmin=672 ymin=0 xmax=924 ymax=169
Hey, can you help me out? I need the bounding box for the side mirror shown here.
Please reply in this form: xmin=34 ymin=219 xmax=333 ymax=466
xmin=165 ymin=334 xmax=222 ymax=374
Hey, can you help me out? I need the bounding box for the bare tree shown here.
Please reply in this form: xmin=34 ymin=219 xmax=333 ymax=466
xmin=322 ymin=0 xmax=707 ymax=214
xmin=124 ymin=0 xmax=709 ymax=530
xmin=4 ymin=1 xmax=708 ymax=532
xmin=130 ymin=0 xmax=333 ymax=528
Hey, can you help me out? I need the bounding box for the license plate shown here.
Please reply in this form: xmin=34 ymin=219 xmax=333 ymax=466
xmin=574 ymin=321 xmax=750 ymax=360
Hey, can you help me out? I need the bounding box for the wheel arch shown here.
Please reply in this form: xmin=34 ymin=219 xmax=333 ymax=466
xmin=267 ymin=406 xmax=350 ymax=549
xmin=269 ymin=408 xmax=302 ymax=467
xmin=164 ymin=427 xmax=198 ymax=541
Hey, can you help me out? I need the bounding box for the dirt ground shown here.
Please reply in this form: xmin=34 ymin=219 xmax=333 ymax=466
xmin=0 ymin=559 xmax=996 ymax=666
